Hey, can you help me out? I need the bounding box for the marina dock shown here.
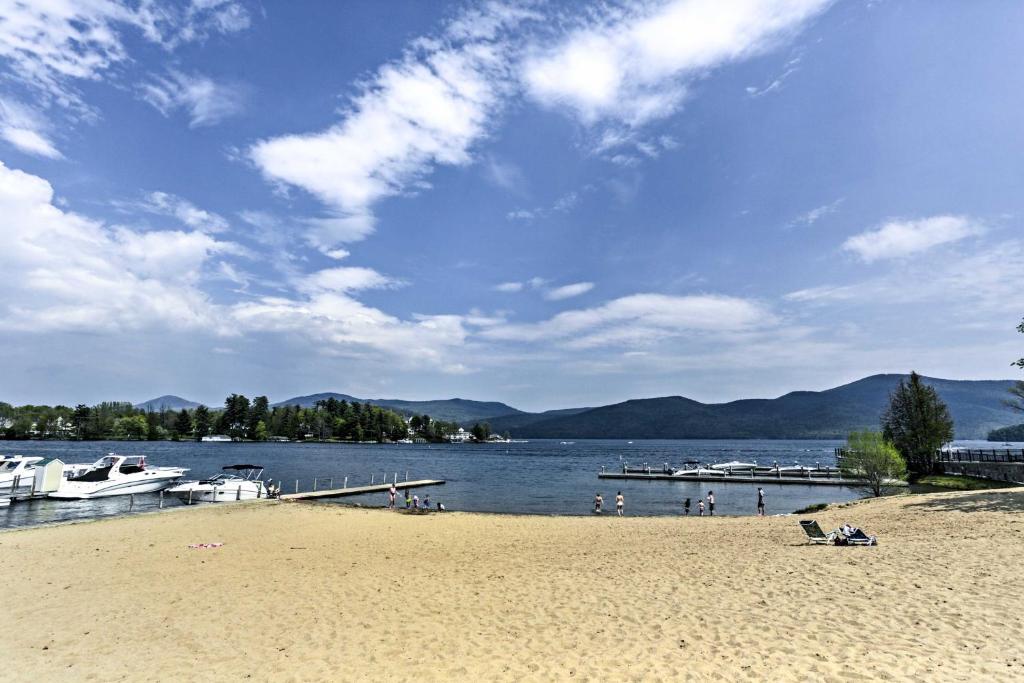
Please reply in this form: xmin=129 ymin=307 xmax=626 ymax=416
xmin=597 ymin=471 xmax=875 ymax=486
xmin=281 ymin=479 xmax=446 ymax=501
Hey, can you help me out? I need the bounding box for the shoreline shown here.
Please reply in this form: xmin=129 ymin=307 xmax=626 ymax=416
xmin=5 ymin=487 xmax=1024 ymax=680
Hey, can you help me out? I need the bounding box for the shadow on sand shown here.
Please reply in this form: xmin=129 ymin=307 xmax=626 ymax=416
xmin=904 ymin=488 xmax=1024 ymax=514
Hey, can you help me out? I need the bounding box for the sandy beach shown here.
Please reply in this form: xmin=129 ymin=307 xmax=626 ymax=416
xmin=4 ymin=489 xmax=1024 ymax=682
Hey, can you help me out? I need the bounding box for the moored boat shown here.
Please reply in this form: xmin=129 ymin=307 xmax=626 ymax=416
xmin=49 ymin=454 xmax=188 ymax=499
xmin=167 ymin=464 xmax=267 ymax=503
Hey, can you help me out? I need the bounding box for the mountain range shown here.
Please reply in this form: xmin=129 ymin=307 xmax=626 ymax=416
xmin=268 ymin=393 xmax=522 ymax=424
xmin=483 ymin=375 xmax=1020 ymax=440
xmin=133 ymin=374 xmax=1022 ymax=439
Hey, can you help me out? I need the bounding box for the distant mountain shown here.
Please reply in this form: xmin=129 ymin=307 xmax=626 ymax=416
xmin=272 ymin=392 xmax=522 ymax=424
xmin=134 ymin=395 xmax=201 ymax=411
xmin=271 ymin=392 xmax=360 ymax=408
xmin=485 ymin=375 xmax=1021 ymax=440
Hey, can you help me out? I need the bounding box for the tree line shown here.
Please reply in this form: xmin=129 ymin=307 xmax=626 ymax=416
xmin=0 ymin=395 xmax=448 ymax=443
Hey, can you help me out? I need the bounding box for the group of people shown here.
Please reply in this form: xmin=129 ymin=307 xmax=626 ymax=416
xmin=386 ymin=484 xmax=445 ymax=512
xmin=594 ymin=487 xmax=768 ymax=516
xmin=592 ymin=491 xmax=625 ymax=515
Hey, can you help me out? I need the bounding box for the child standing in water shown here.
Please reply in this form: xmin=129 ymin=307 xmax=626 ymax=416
xmin=698 ymin=499 xmax=705 ymax=516
xmin=594 ymin=492 xmax=603 ymax=514
xmin=683 ymin=497 xmax=691 ymax=515
xmin=615 ymin=491 xmax=624 ymax=516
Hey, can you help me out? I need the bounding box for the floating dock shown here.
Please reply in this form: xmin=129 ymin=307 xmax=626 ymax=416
xmin=281 ymin=479 xmax=446 ymax=501
xmin=597 ymin=471 xmax=900 ymax=487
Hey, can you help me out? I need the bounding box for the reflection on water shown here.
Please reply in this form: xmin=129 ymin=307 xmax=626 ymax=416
xmin=2 ymin=438 xmax=866 ymax=527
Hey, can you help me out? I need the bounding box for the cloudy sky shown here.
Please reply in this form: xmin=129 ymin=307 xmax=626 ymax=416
xmin=1 ymin=0 xmax=1022 ymax=410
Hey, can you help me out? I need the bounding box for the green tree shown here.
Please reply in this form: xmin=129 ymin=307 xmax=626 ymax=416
xmin=173 ymin=409 xmax=192 ymax=441
xmin=72 ymin=404 xmax=91 ymax=440
xmin=192 ymin=405 xmax=212 ymax=441
xmin=841 ymin=431 xmax=907 ymax=497
xmin=881 ymin=371 xmax=954 ymax=478
xmin=253 ymin=420 xmax=269 ymax=442
xmin=1007 ymin=317 xmax=1024 ymax=412
xmin=113 ymin=415 xmax=148 ymax=440
xmin=248 ymin=396 xmax=269 ymax=439
xmin=470 ymin=422 xmax=491 ymax=442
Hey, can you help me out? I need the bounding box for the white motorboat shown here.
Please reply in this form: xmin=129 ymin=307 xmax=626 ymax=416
xmin=167 ymin=464 xmax=267 ymax=504
xmin=201 ymin=434 xmax=232 ymax=442
xmin=710 ymin=461 xmax=758 ymax=471
xmin=50 ymin=454 xmax=188 ymax=499
xmin=0 ymin=455 xmax=44 ymax=491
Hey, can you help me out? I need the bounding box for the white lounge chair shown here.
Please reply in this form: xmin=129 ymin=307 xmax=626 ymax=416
xmin=800 ymin=519 xmax=837 ymax=545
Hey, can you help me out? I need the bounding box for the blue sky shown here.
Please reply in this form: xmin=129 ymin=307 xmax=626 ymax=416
xmin=1 ymin=0 xmax=1022 ymax=411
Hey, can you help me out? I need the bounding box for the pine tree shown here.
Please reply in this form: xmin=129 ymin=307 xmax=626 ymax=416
xmin=192 ymin=405 xmax=211 ymax=441
xmin=881 ymin=372 xmax=954 ymax=477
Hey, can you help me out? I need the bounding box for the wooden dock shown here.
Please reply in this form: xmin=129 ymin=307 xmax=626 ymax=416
xmin=281 ymin=479 xmax=446 ymax=501
xmin=597 ymin=472 xmax=895 ymax=487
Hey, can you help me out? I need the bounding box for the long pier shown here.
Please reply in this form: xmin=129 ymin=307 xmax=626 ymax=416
xmin=281 ymin=479 xmax=446 ymax=501
xmin=597 ymin=471 xmax=880 ymax=486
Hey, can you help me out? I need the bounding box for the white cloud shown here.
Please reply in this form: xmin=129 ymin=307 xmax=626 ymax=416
xmin=789 ymin=197 xmax=843 ymax=227
xmin=126 ymin=191 xmax=230 ymax=233
xmin=506 ymin=209 xmax=535 ymax=221
xmin=324 ymin=248 xmax=350 ymax=261
xmin=552 ymin=191 xmax=579 ymax=212
xmin=300 ymin=266 xmax=401 ymax=294
xmin=0 ymin=1 xmax=251 ymax=113
xmin=842 ymin=215 xmax=983 ymax=262
xmin=1 ymin=126 xmax=62 ymax=159
xmin=0 ymin=160 xmax=239 ymax=333
xmin=249 ymin=7 xmax=527 ymax=250
xmin=483 ymin=293 xmax=775 ymax=347
xmin=229 ymin=294 xmax=470 ymax=367
xmin=483 ymin=156 xmax=526 ymax=193
xmin=0 ymin=97 xmax=62 ymax=158
xmin=746 ymin=55 xmax=802 ymax=97
xmin=140 ymin=70 xmax=246 ymax=127
xmin=544 ymin=281 xmax=594 ymax=301
xmin=523 ymin=0 xmax=829 ymax=127
xmin=494 ymin=281 xmax=524 ymax=292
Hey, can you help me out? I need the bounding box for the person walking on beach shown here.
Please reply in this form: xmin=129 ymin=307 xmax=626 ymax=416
xmin=615 ymin=491 xmax=624 ymax=516
xmin=683 ymin=497 xmax=691 ymax=515
xmin=707 ymin=491 xmax=715 ymax=516
xmin=594 ymin=492 xmax=604 ymax=514
xmin=757 ymin=487 xmax=765 ymax=516
xmin=697 ymin=498 xmax=705 ymax=516
xmin=387 ymin=484 xmax=397 ymax=509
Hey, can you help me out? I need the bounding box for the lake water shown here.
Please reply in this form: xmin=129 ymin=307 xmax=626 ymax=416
xmin=1 ymin=438 xmax=870 ymax=528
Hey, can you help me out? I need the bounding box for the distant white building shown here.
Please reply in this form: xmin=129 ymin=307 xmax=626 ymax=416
xmin=449 ymin=427 xmax=473 ymax=443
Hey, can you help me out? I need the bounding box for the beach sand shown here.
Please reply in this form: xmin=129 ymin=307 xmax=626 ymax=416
xmin=4 ymin=489 xmax=1024 ymax=682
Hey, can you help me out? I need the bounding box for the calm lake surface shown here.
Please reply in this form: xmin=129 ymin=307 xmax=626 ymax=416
xmin=1 ymin=438 xmax=871 ymax=528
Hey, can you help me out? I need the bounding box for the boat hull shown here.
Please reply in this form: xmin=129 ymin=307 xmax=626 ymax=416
xmin=168 ymin=483 xmax=265 ymax=504
xmin=49 ymin=471 xmax=186 ymax=499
